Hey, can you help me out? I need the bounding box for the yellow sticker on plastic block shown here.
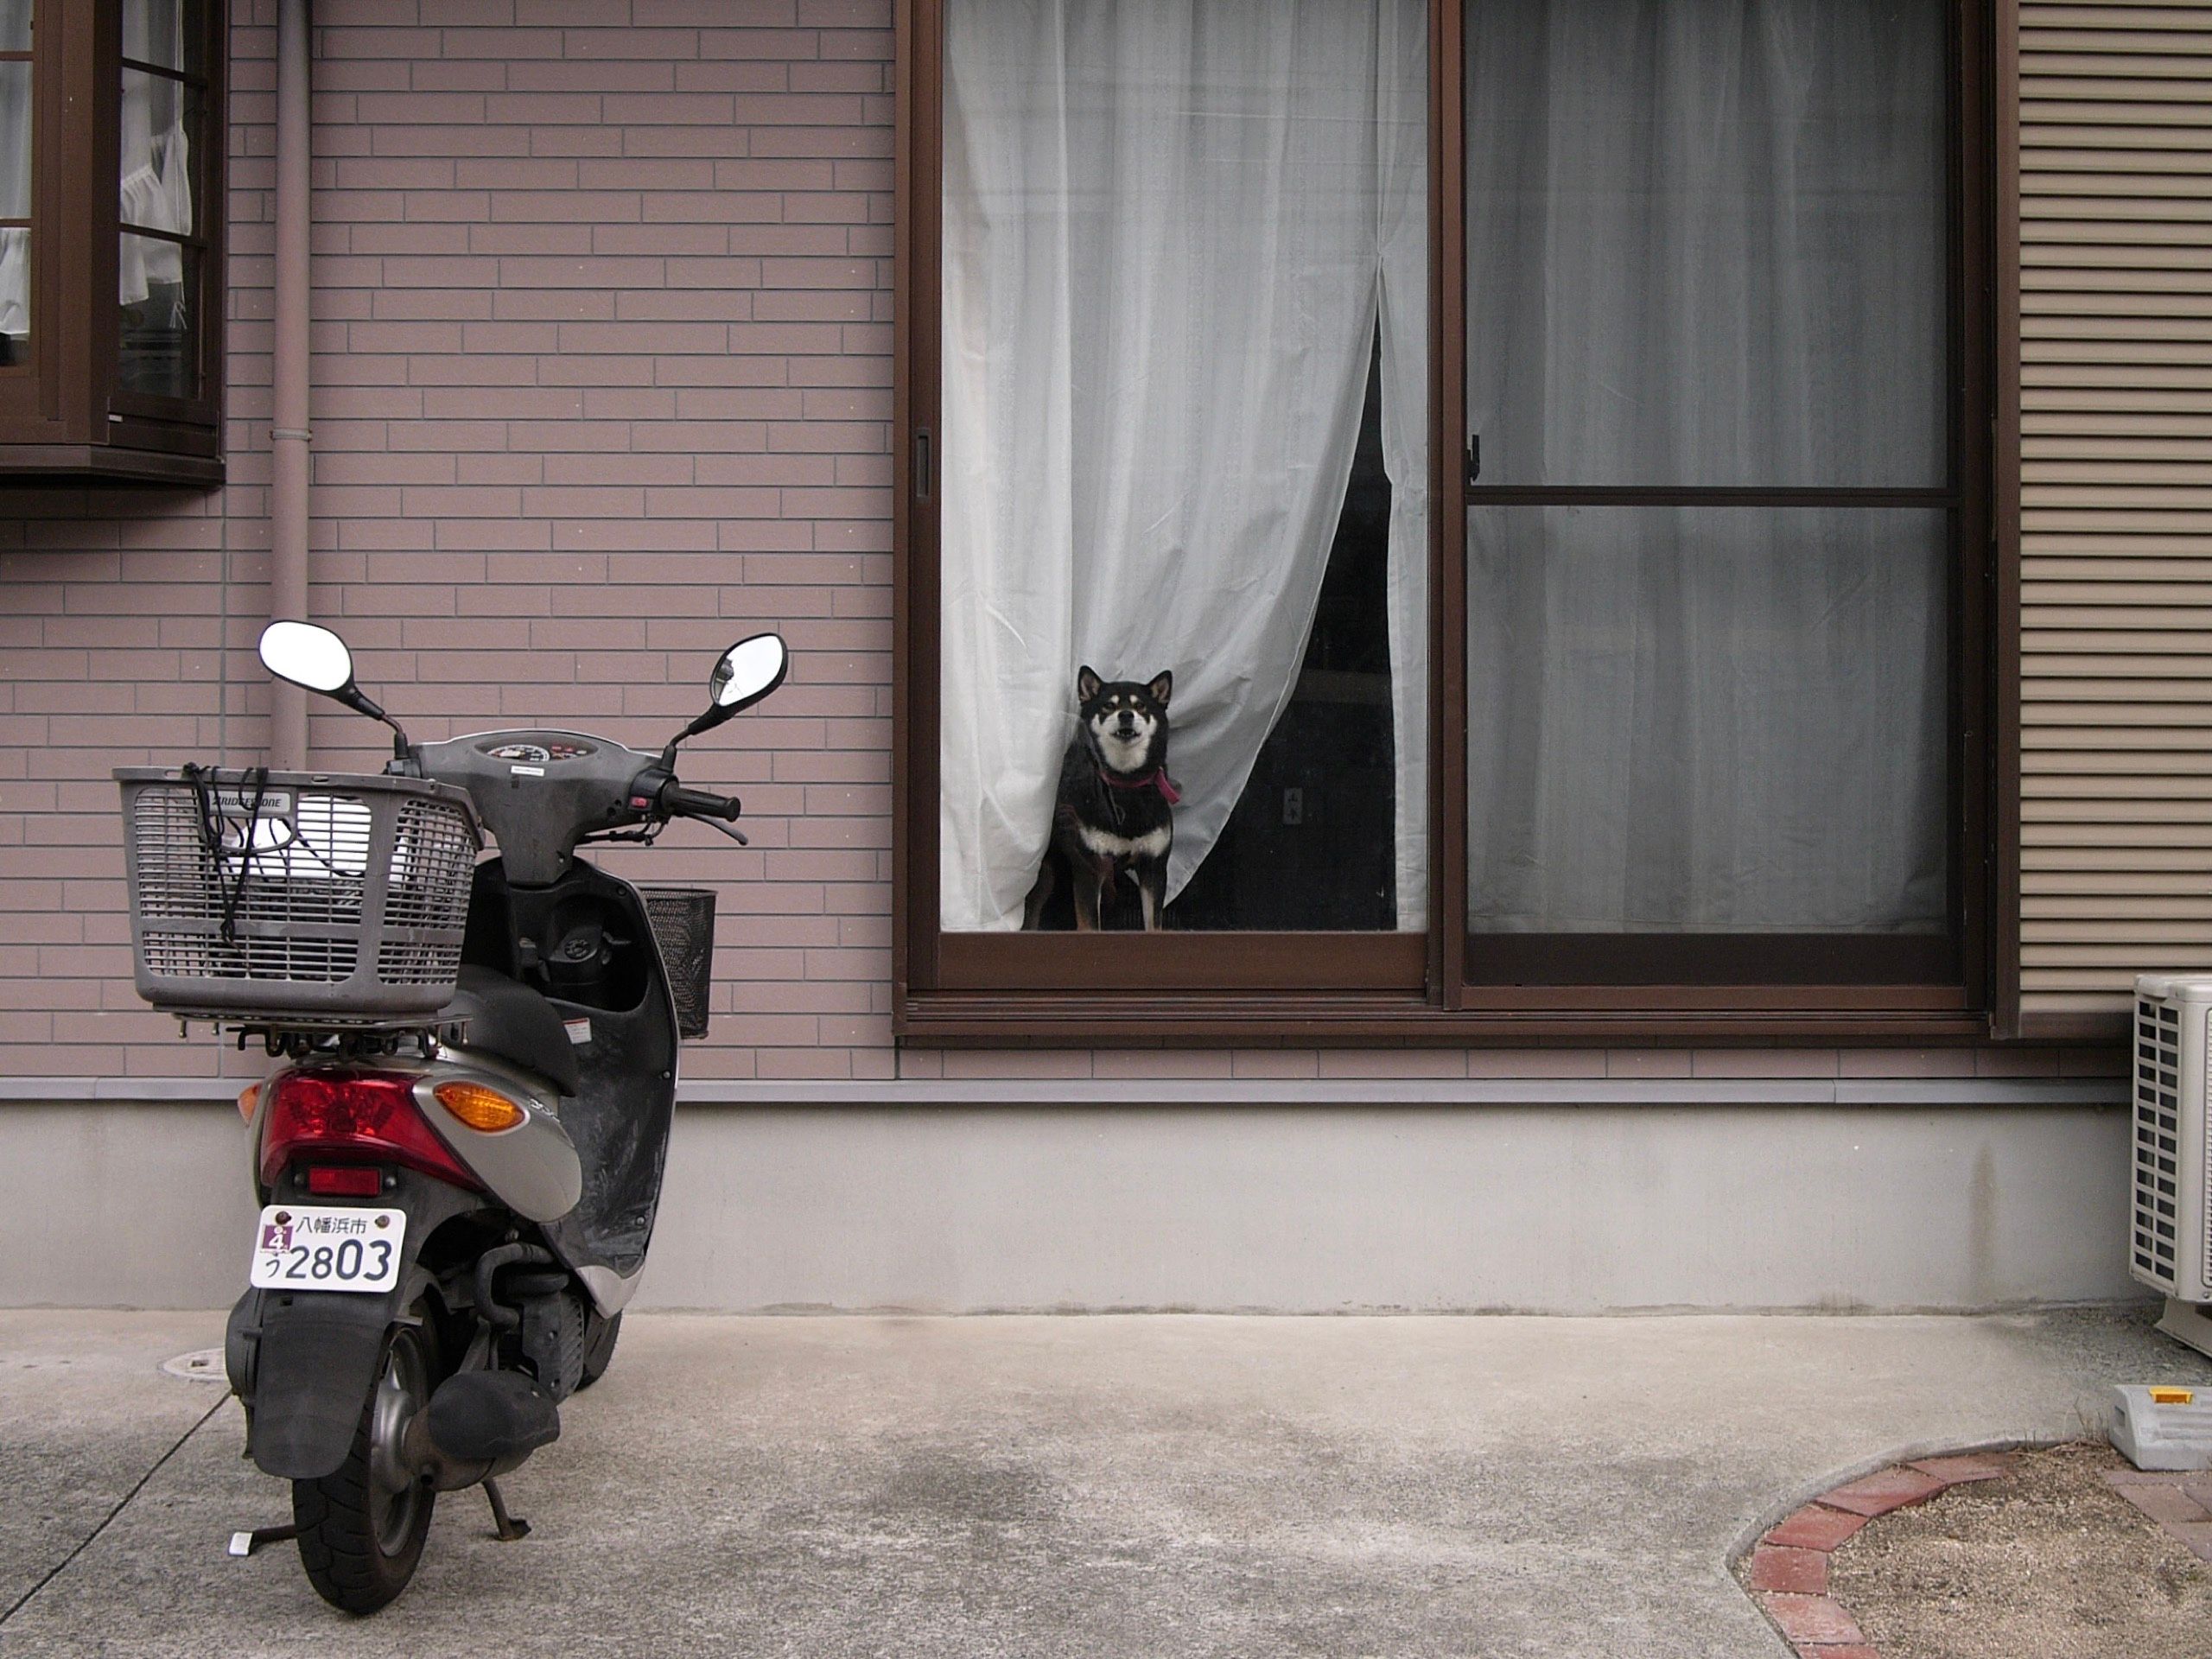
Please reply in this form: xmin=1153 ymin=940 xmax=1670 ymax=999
xmin=2151 ymin=1387 xmax=2196 ymax=1406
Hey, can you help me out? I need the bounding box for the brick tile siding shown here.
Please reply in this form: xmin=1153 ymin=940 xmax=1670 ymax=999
xmin=3 ymin=0 xmax=894 ymax=1083
xmin=0 ymin=4 xmax=2113 ymax=1086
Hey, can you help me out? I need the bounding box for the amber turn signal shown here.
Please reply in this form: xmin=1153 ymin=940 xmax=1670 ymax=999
xmin=237 ymin=1082 xmax=260 ymax=1122
xmin=432 ymin=1080 xmax=527 ymax=1134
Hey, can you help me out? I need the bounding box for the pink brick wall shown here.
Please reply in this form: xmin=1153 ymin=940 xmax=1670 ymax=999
xmin=0 ymin=3 xmax=2118 ymax=1087
xmin=0 ymin=0 xmax=282 ymax=1080
xmin=2 ymin=0 xmax=897 ymax=1082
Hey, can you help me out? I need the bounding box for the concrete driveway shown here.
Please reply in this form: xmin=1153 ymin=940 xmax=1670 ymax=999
xmin=3 ymin=1307 xmax=2206 ymax=1657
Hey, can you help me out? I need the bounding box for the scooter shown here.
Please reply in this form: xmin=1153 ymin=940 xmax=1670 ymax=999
xmin=119 ymin=620 xmax=785 ymax=1613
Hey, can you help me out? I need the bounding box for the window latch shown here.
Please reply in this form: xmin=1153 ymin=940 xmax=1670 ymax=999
xmin=914 ymin=428 xmax=932 ymax=501
xmin=1465 ymin=434 xmax=1480 ymax=488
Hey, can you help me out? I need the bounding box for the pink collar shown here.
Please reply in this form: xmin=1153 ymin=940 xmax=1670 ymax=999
xmin=1099 ymin=765 xmax=1181 ymax=805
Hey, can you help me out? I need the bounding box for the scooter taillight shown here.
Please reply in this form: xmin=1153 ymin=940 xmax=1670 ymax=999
xmin=260 ymin=1069 xmax=482 ymax=1193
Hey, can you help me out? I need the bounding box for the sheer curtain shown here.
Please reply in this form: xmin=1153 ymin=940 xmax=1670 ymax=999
xmin=0 ymin=10 xmax=28 ymax=349
xmin=1465 ymin=0 xmax=1948 ymax=932
xmin=940 ymin=0 xmax=1427 ymax=931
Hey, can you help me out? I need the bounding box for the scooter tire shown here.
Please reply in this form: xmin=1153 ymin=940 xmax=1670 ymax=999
xmin=576 ymin=1309 xmax=621 ymax=1390
xmin=291 ymin=1322 xmax=437 ymax=1615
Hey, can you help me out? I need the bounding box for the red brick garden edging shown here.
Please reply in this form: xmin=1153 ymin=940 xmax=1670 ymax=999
xmin=2101 ymin=1465 xmax=2212 ymax=1562
xmin=1738 ymin=1453 xmax=2015 ymax=1658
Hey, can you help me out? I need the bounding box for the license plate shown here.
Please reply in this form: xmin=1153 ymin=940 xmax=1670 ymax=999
xmin=249 ymin=1206 xmax=406 ymax=1294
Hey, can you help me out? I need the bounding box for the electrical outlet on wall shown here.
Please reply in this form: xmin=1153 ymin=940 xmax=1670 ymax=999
xmin=1282 ymin=787 xmax=1303 ymax=826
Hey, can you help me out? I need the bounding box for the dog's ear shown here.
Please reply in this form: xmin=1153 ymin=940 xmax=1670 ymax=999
xmin=1077 ymin=665 xmax=1102 ymax=704
xmin=1147 ymin=671 xmax=1173 ymax=709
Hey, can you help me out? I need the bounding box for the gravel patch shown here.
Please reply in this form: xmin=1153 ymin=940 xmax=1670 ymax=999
xmin=1826 ymin=1442 xmax=2212 ymax=1659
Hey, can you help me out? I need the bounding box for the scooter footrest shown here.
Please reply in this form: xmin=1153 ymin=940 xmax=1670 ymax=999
xmin=426 ymin=1370 xmax=561 ymax=1464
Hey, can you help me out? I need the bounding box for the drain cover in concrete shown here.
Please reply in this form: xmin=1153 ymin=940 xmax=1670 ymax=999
xmin=161 ymin=1348 xmax=227 ymax=1383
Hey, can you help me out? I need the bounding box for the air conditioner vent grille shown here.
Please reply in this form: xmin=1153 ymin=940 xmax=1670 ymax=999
xmin=2135 ymin=996 xmax=2182 ymax=1289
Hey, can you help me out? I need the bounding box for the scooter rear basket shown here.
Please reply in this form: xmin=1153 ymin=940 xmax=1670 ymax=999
xmin=639 ymin=885 xmax=716 ymax=1040
xmin=116 ymin=766 xmax=480 ymax=1024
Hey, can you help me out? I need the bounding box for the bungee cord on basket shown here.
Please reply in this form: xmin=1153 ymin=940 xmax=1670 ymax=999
xmin=181 ymin=761 xmax=270 ymax=950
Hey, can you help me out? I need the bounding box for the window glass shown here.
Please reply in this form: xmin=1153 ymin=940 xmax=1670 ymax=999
xmin=1464 ymin=0 xmax=1954 ymax=974
xmin=123 ymin=0 xmax=200 ymax=78
xmin=0 ymin=63 xmax=24 ymax=215
xmin=0 ymin=12 xmax=28 ymax=366
xmin=1466 ymin=505 xmax=1949 ymax=935
xmin=120 ymin=69 xmax=198 ymax=238
xmin=939 ymin=0 xmax=1428 ymax=934
xmin=118 ymin=233 xmax=196 ymax=397
xmin=1465 ymin=0 xmax=1947 ymax=489
xmin=118 ymin=0 xmax=202 ymax=401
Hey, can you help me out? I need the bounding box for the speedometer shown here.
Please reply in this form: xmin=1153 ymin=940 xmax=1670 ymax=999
xmin=486 ymin=743 xmax=551 ymax=764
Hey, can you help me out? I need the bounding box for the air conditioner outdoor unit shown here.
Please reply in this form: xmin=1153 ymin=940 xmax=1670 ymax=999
xmin=2133 ymin=974 xmax=2212 ymax=1360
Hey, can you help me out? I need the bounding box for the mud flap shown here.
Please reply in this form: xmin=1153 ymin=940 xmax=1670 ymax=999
xmin=241 ymin=1289 xmax=399 ymax=1479
xmin=232 ymin=1169 xmax=481 ymax=1481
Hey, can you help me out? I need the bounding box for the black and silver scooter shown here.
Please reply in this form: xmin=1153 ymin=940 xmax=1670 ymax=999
xmin=119 ymin=620 xmax=786 ymax=1613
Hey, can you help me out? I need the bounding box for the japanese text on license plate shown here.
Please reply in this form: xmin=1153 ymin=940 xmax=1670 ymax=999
xmin=249 ymin=1206 xmax=406 ymax=1294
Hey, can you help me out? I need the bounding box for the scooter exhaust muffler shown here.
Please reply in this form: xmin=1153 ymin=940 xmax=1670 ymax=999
xmin=400 ymin=1370 xmax=562 ymax=1491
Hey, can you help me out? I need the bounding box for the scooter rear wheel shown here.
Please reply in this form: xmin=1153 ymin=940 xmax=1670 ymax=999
xmin=292 ymin=1322 xmax=437 ymax=1614
xmin=577 ymin=1308 xmax=621 ymax=1389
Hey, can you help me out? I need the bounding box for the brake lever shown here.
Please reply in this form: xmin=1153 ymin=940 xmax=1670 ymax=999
xmin=691 ymin=816 xmax=749 ymax=846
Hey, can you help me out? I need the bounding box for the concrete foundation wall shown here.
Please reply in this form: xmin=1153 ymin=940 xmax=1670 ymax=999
xmin=0 ymin=1093 xmax=2138 ymax=1313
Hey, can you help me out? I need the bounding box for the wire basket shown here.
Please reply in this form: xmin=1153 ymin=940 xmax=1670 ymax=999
xmin=116 ymin=766 xmax=480 ymax=1024
xmin=640 ymin=886 xmax=716 ymax=1041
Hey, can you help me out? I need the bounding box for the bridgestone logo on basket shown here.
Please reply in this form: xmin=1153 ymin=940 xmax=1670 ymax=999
xmin=212 ymin=789 xmax=292 ymax=817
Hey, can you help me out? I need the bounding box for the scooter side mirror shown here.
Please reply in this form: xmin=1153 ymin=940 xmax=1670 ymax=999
xmin=257 ymin=620 xmax=412 ymax=756
xmin=258 ymin=620 xmax=355 ymax=695
xmin=666 ymin=633 xmax=789 ymax=755
xmin=709 ymin=633 xmax=789 ymax=713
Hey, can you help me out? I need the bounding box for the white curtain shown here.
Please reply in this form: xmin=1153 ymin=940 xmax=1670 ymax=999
xmin=1465 ymin=0 xmax=1948 ymax=932
xmin=940 ymin=0 xmax=1427 ymax=931
xmin=1468 ymin=508 xmax=1949 ymax=931
xmin=120 ymin=0 xmax=193 ymax=306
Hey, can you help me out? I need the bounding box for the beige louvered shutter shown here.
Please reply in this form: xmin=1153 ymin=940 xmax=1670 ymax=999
xmin=2018 ymin=0 xmax=2212 ymax=1022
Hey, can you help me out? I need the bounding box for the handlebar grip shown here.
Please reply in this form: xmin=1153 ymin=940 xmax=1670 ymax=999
xmin=658 ymin=781 xmax=743 ymax=820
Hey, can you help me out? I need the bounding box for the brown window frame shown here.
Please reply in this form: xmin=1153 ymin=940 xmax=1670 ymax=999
xmin=893 ymin=0 xmax=1997 ymax=1046
xmin=0 ymin=0 xmax=225 ymax=485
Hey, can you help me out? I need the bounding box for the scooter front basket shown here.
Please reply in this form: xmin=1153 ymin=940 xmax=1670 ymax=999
xmin=116 ymin=766 xmax=481 ymax=1024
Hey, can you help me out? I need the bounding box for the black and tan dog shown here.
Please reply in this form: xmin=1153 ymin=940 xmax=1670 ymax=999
xmin=1024 ymin=666 xmax=1180 ymax=931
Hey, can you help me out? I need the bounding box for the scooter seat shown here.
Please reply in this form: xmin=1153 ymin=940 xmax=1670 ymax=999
xmin=442 ymin=965 xmax=582 ymax=1096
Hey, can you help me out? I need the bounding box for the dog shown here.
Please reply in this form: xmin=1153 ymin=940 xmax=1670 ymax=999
xmin=1023 ymin=666 xmax=1179 ymax=931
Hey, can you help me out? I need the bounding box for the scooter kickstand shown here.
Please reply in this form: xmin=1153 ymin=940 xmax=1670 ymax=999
xmin=482 ymin=1478 xmax=531 ymax=1541
xmin=226 ymin=1522 xmax=301 ymax=1558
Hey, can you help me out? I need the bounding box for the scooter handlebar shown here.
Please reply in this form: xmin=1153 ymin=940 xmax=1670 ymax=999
xmin=658 ymin=780 xmax=743 ymax=822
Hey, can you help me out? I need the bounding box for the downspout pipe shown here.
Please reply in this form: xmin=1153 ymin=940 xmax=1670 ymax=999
xmin=269 ymin=0 xmax=313 ymax=770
